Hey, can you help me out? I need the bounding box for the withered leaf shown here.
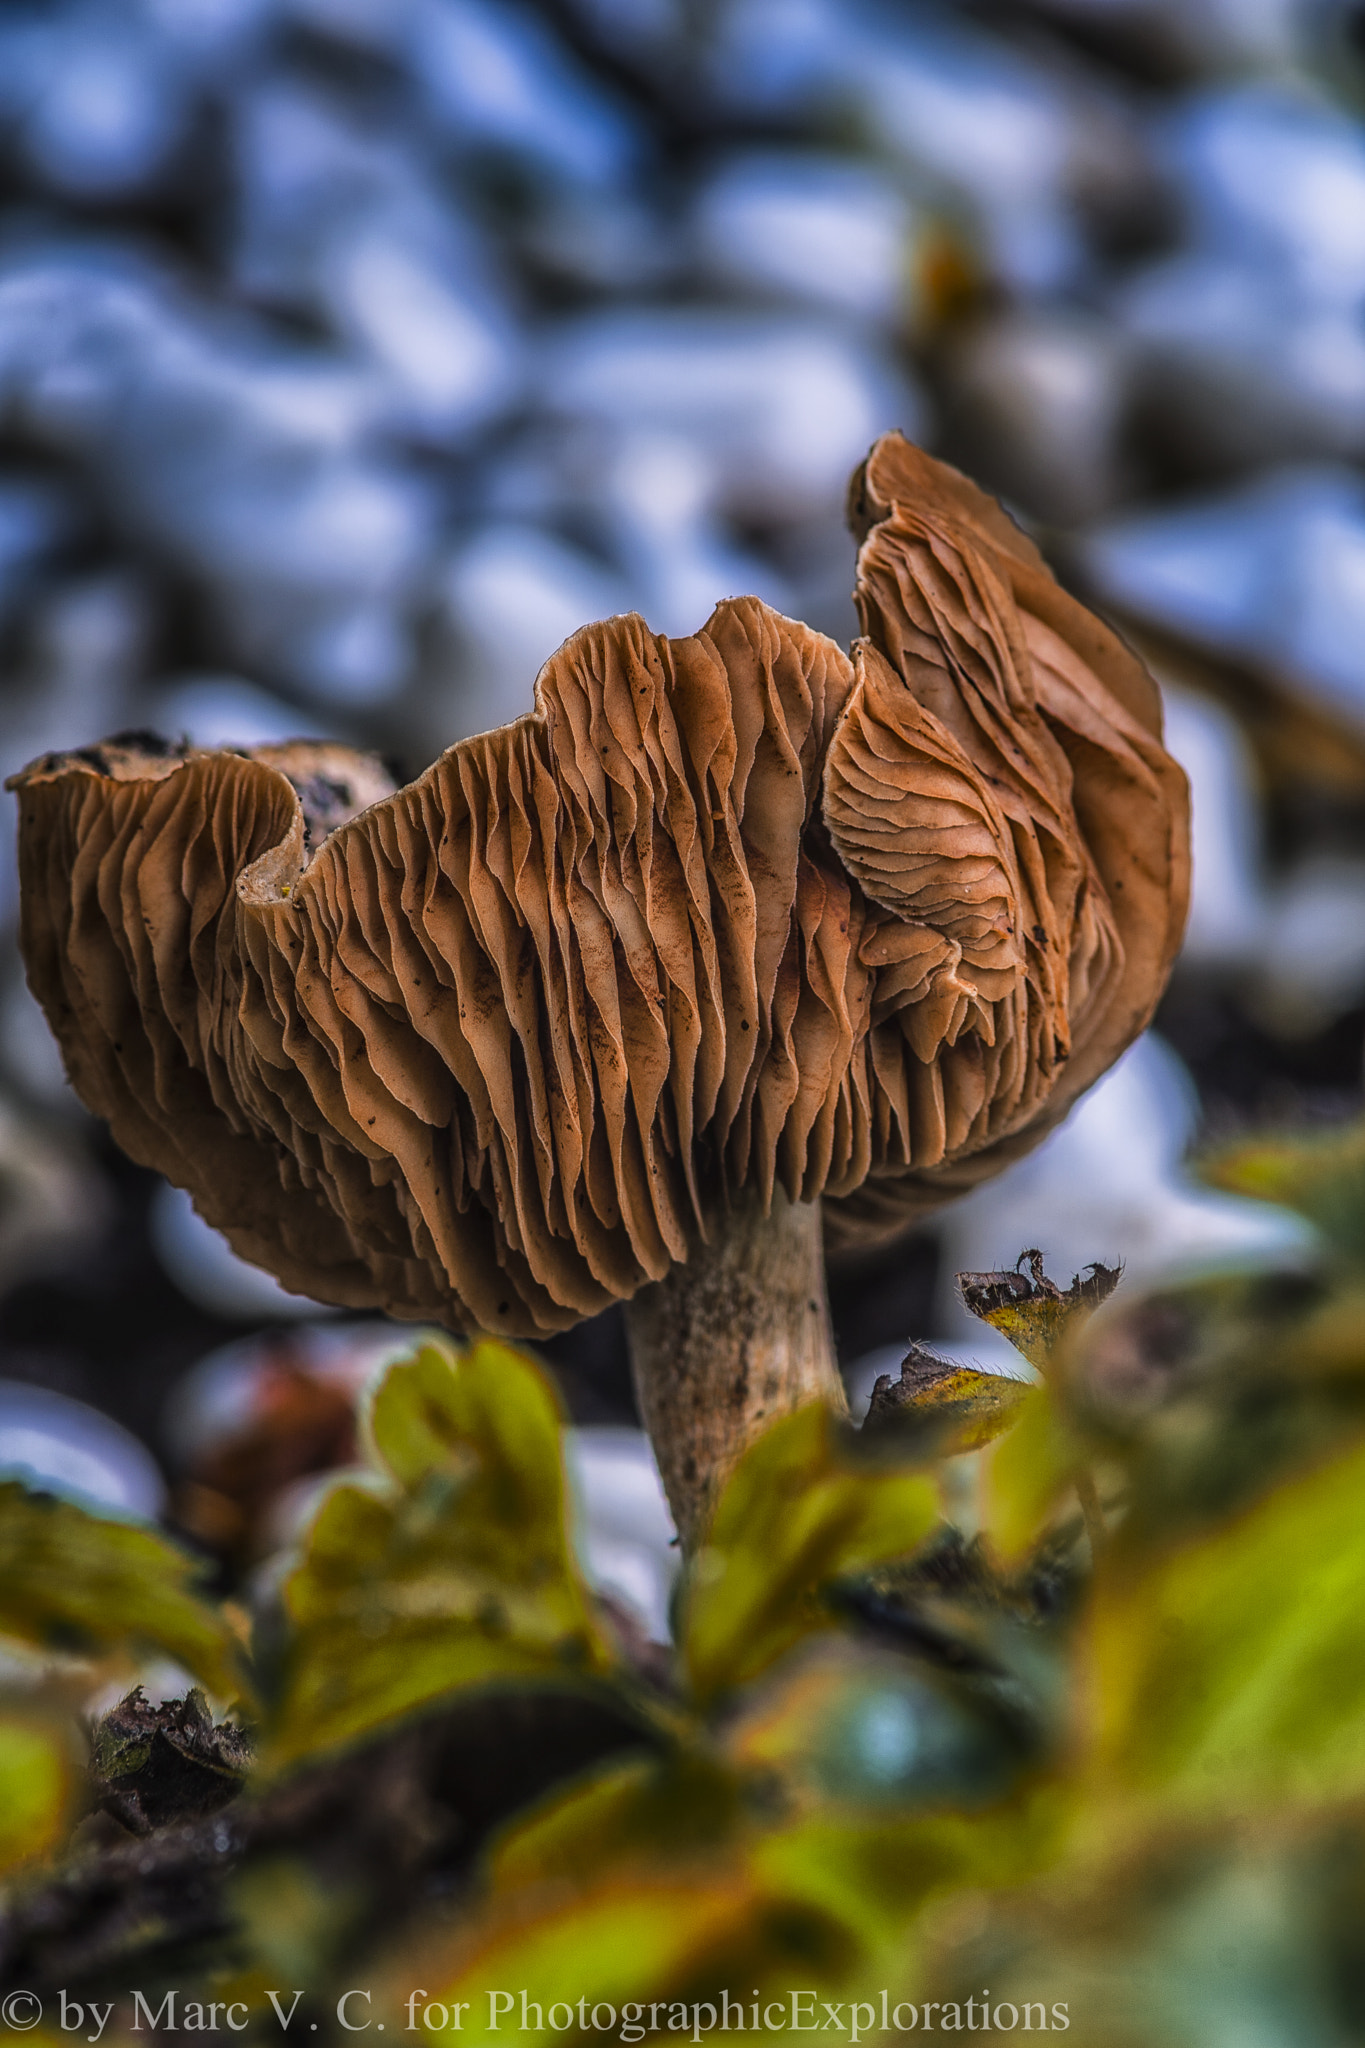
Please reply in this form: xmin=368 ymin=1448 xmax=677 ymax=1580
xmin=90 ymin=1685 xmax=252 ymax=1835
xmin=864 ymin=1342 xmax=1030 ymax=1453
xmin=960 ymin=1251 xmax=1121 ymax=1373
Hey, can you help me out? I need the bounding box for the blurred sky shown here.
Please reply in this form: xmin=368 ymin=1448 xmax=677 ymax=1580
xmin=0 ymin=0 xmax=1361 ymax=769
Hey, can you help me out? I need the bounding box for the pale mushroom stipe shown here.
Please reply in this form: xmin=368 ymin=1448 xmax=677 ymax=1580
xmin=9 ymin=436 xmax=1190 ymax=1545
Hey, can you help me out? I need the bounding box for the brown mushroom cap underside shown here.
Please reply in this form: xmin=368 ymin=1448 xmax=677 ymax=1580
xmin=10 ymin=436 xmax=1189 ymax=1337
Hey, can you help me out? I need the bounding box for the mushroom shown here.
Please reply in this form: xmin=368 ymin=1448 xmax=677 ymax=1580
xmin=9 ymin=437 xmax=1189 ymax=1546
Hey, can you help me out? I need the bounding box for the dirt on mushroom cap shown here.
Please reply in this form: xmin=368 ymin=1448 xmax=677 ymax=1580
xmin=7 ymin=436 xmax=1190 ymax=1337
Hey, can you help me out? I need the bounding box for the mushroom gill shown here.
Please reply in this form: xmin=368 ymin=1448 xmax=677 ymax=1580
xmin=9 ymin=436 xmax=1189 ymax=1542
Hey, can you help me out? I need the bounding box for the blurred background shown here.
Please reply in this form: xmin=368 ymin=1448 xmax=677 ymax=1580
xmin=0 ymin=0 xmax=1362 ymax=1636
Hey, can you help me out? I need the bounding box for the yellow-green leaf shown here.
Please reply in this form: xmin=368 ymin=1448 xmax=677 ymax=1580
xmin=749 ymin=1790 xmax=1064 ymax=1953
xmin=982 ymin=1385 xmax=1088 ymax=1564
xmin=381 ymin=1877 xmax=754 ymax=2041
xmin=1202 ymin=1120 xmax=1362 ymax=1258
xmin=0 ymin=1710 xmax=74 ymax=1872
xmin=682 ymin=1404 xmax=938 ymax=1708
xmin=0 ymin=1481 xmax=245 ymax=1701
xmin=269 ymin=1340 xmax=612 ymax=1766
xmin=1090 ymin=1432 xmax=1365 ymax=1811
xmin=491 ymin=1750 xmax=739 ymax=1896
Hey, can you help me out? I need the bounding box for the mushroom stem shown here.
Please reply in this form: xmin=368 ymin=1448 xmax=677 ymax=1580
xmin=624 ymin=1188 xmax=846 ymax=1550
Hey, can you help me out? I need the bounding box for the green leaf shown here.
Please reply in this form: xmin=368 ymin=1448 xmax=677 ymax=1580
xmin=1202 ymin=1121 xmax=1362 ymax=1260
xmin=490 ymin=1750 xmax=739 ymax=1897
xmin=682 ymin=1404 xmax=938 ymax=1708
xmin=749 ymin=1791 xmax=1064 ymax=1953
xmin=227 ymin=1855 xmax=357 ymax=1995
xmin=0 ymin=1710 xmax=74 ymax=1872
xmin=1090 ymin=1431 xmax=1365 ymax=1811
xmin=269 ymin=1339 xmax=612 ymax=1766
xmin=0 ymin=1481 xmax=245 ymax=1701
xmin=365 ymin=1338 xmax=572 ymax=1570
xmin=382 ymin=1876 xmax=756 ymax=2041
xmin=983 ymin=1385 xmax=1089 ymax=1564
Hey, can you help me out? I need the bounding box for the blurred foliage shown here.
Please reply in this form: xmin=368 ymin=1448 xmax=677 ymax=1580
xmin=682 ymin=1403 xmax=939 ymax=1708
xmin=1205 ymin=1119 xmax=1365 ymax=1265
xmin=0 ymin=1710 xmax=75 ymax=1876
xmin=0 ymin=1478 xmax=246 ymax=1699
xmin=269 ymin=1339 xmax=612 ymax=1765
xmin=9 ymin=1136 xmax=1365 ymax=2041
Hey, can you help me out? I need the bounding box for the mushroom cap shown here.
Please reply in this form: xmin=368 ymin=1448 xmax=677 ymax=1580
xmin=9 ymin=437 xmax=1189 ymax=1336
